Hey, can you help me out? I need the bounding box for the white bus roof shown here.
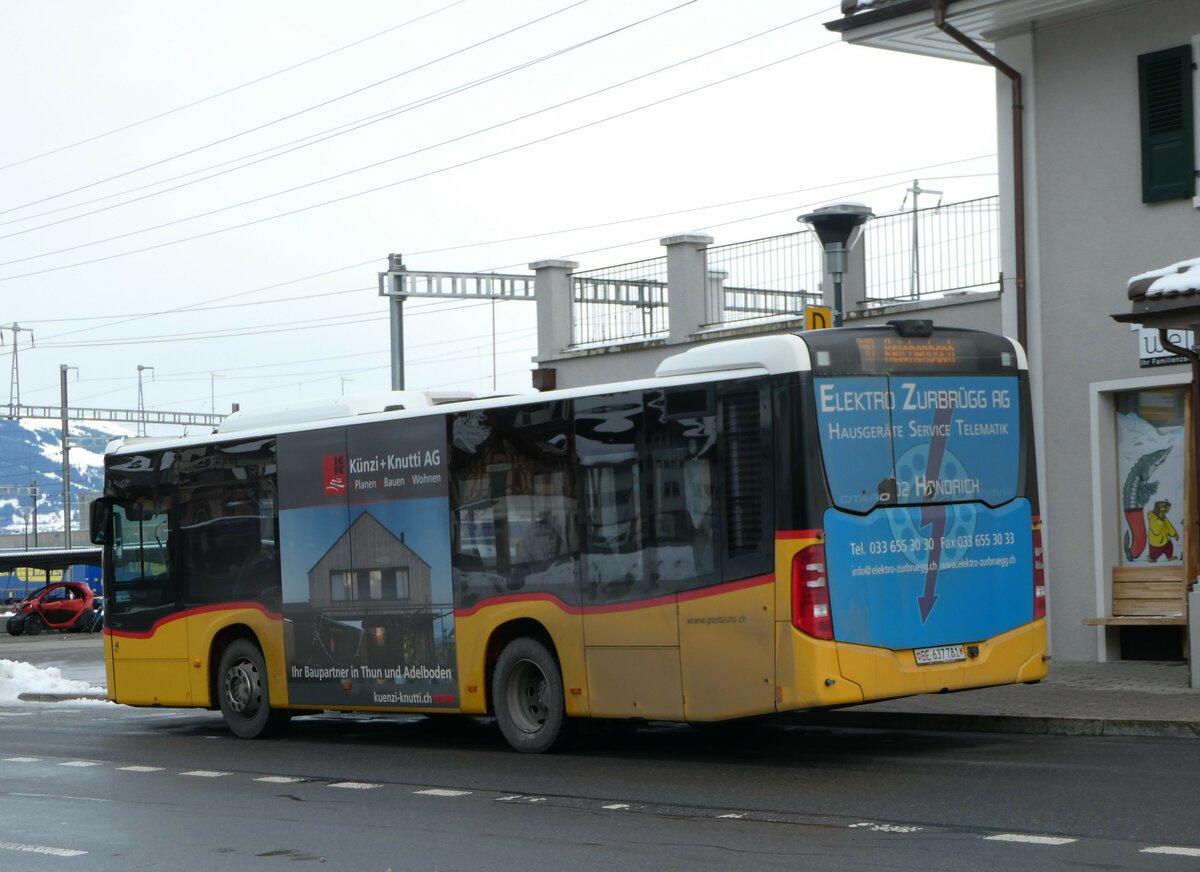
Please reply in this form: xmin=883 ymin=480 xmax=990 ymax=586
xmin=102 ymin=326 xmax=1025 ymax=457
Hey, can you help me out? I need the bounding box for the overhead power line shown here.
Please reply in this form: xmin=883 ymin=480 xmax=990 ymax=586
xmin=0 ymin=1 xmax=474 ymax=174
xmin=0 ymin=34 xmax=841 ymax=281
xmin=0 ymin=0 xmax=598 ymax=216
xmin=0 ymin=0 xmax=701 ymax=236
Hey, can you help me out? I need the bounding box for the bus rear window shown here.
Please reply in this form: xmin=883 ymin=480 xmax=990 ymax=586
xmin=814 ymin=375 xmax=1021 ymax=512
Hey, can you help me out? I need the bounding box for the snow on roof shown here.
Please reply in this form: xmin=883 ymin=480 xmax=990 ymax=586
xmin=1127 ymin=257 xmax=1200 ymax=300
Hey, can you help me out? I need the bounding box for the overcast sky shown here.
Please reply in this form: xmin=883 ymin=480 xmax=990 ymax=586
xmin=0 ymin=0 xmax=997 ymax=432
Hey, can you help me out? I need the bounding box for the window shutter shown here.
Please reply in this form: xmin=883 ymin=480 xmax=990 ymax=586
xmin=1139 ymin=45 xmax=1195 ymax=203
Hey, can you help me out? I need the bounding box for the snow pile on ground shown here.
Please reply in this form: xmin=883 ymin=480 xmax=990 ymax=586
xmin=0 ymin=659 xmax=107 ymax=704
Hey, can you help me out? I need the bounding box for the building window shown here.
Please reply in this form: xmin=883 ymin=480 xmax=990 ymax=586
xmin=1138 ymin=44 xmax=1195 ymax=203
xmin=330 ymin=570 xmax=353 ymax=602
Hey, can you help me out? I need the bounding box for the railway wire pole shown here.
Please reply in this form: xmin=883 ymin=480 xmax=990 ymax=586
xmin=60 ymin=365 xmax=78 ymax=548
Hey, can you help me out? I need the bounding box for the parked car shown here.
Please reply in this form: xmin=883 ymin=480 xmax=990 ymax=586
xmin=5 ymin=582 xmax=97 ymax=636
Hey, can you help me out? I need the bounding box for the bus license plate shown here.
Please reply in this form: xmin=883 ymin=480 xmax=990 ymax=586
xmin=914 ymin=644 xmax=967 ymax=665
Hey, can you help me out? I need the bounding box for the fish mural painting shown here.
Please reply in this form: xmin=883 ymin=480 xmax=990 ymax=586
xmin=1122 ymin=447 xmax=1170 ymax=561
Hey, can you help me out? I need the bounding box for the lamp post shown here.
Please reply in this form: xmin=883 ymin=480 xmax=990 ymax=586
xmin=799 ymin=202 xmax=874 ymax=327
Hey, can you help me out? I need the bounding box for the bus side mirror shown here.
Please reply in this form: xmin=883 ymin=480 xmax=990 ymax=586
xmin=90 ymin=499 xmax=113 ymax=546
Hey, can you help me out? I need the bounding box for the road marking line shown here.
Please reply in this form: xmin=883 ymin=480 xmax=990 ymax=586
xmin=602 ymin=803 xmax=630 ymax=810
xmin=58 ymin=761 xmax=102 ymax=768
xmin=181 ymin=770 xmax=230 ymax=778
xmin=118 ymin=766 xmax=165 ymax=773
xmin=717 ymin=813 xmax=747 ymax=819
xmin=1142 ymin=846 xmax=1200 ymax=857
xmin=12 ymin=793 xmax=110 ymax=803
xmin=0 ymin=840 xmax=87 ymax=857
xmin=328 ymin=781 xmax=381 ymax=790
xmin=496 ymin=795 xmax=522 ymax=802
xmin=415 ymin=789 xmax=471 ymax=797
xmin=255 ymin=776 xmax=304 ymax=784
xmin=985 ymin=834 xmax=1076 ymax=846
xmin=3 ymin=757 xmax=41 ymax=763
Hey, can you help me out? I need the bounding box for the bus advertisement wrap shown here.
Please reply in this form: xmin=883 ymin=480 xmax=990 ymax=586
xmin=277 ymin=418 xmax=458 ymax=709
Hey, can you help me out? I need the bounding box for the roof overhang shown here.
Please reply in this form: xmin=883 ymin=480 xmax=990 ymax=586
xmin=0 ymin=547 xmax=102 ymax=573
xmin=1112 ymin=258 xmax=1200 ymax=333
xmin=825 ymin=0 xmax=1142 ymax=63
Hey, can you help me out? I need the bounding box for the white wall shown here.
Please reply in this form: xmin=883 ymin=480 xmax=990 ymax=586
xmin=1004 ymin=0 xmax=1200 ymax=661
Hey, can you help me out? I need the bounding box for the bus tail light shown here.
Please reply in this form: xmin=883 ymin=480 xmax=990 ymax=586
xmin=792 ymin=543 xmax=833 ymax=640
xmin=1032 ymin=524 xmax=1046 ymax=619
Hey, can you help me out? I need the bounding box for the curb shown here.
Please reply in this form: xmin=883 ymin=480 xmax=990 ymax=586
xmin=793 ymin=710 xmax=1200 ymax=739
xmin=17 ymin=692 xmax=109 ymax=703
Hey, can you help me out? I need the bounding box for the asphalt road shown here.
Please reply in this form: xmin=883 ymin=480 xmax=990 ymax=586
xmin=2 ymin=633 xmax=1199 ymax=871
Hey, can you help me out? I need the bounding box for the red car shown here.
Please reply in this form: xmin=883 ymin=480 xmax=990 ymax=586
xmin=6 ymin=582 xmax=97 ymax=636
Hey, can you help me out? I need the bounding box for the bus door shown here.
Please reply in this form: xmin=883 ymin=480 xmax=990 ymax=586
xmin=676 ymin=381 xmax=776 ymax=721
xmin=577 ymin=391 xmax=685 ymax=720
xmin=105 ymin=499 xmax=194 ymax=706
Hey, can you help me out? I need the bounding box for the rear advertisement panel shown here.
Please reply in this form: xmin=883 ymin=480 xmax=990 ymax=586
xmin=277 ymin=416 xmax=457 ymax=709
xmin=815 ymin=374 xmax=1032 ymax=649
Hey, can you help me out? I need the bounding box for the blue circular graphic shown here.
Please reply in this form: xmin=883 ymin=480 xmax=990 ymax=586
xmin=887 ymin=444 xmax=977 ymax=567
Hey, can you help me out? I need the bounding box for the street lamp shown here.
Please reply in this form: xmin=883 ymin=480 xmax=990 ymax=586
xmin=799 ymin=202 xmax=874 ymax=327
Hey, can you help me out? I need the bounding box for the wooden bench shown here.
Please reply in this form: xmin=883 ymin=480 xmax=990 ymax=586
xmin=1084 ymin=564 xmax=1191 ymax=627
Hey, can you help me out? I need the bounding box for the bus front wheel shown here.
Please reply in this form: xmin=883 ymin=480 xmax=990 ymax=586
xmin=217 ymin=639 xmax=288 ymax=739
xmin=492 ymin=637 xmax=569 ymax=753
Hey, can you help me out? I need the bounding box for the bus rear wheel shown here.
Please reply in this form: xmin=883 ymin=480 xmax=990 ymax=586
xmin=217 ymin=639 xmax=288 ymax=739
xmin=492 ymin=637 xmax=569 ymax=753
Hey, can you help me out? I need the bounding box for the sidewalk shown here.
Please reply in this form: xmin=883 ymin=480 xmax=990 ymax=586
xmin=796 ymin=660 xmax=1200 ymax=739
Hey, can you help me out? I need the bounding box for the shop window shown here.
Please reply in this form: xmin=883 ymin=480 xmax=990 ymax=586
xmin=1115 ymin=388 xmax=1187 ymax=566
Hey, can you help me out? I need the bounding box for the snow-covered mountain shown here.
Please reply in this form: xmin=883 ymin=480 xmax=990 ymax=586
xmin=0 ymin=418 xmax=132 ymax=535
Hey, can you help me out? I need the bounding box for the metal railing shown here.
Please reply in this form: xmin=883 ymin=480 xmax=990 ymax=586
xmin=864 ymin=196 xmax=1000 ymax=303
xmin=565 ymin=196 xmax=1000 ymax=346
xmin=571 ymin=256 xmax=669 ymax=346
xmin=704 ymin=231 xmax=824 ymax=326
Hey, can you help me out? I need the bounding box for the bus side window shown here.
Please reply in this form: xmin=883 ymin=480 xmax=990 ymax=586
xmin=174 ymin=440 xmax=280 ymax=607
xmin=109 ymin=500 xmax=174 ymax=611
xmin=645 ymin=387 xmax=718 ymax=592
xmin=449 ymin=402 xmax=577 ymax=606
xmin=575 ymin=392 xmax=648 ymax=602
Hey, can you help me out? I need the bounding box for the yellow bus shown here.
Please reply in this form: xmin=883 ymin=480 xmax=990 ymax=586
xmin=90 ymin=321 xmax=1046 ymax=752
